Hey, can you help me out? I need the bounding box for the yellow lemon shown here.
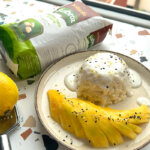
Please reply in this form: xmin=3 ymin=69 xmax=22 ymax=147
xmin=0 ymin=72 xmax=19 ymax=116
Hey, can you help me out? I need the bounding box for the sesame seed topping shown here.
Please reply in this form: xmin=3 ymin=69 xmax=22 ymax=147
xmin=106 ymin=85 xmax=109 ymax=88
xmin=137 ymin=116 xmax=141 ymax=119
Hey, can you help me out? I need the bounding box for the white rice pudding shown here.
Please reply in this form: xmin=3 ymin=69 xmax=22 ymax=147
xmin=77 ymin=52 xmax=131 ymax=105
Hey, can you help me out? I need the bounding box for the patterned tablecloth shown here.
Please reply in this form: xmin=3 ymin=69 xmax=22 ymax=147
xmin=0 ymin=0 xmax=150 ymax=150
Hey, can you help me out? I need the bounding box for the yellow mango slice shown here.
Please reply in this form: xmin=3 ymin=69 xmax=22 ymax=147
xmin=47 ymin=90 xmax=150 ymax=148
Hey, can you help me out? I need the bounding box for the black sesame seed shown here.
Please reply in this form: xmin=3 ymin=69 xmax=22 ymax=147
xmin=95 ymin=120 xmax=97 ymax=123
xmin=68 ymin=125 xmax=71 ymax=127
xmin=125 ymin=122 xmax=128 ymax=125
xmin=115 ymin=68 xmax=117 ymax=70
xmin=85 ymin=120 xmax=87 ymax=122
xmin=63 ymin=139 xmax=65 ymax=141
xmin=114 ymin=143 xmax=116 ymax=146
xmin=108 ymin=117 xmax=110 ymax=120
xmin=119 ymin=114 xmax=121 ymax=116
xmin=66 ymin=135 xmax=68 ymax=138
xmin=135 ymin=112 xmax=137 ymax=114
xmin=137 ymin=116 xmax=141 ymax=119
xmin=89 ymin=140 xmax=91 ymax=143
xmin=106 ymin=85 xmax=109 ymax=88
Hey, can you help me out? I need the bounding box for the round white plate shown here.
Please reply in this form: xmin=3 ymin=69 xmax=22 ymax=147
xmin=35 ymin=50 xmax=150 ymax=150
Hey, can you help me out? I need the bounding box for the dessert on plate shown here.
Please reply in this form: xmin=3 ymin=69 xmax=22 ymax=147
xmin=76 ymin=52 xmax=131 ymax=105
xmin=46 ymin=51 xmax=149 ymax=148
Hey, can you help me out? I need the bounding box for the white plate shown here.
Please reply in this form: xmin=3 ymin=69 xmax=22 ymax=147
xmin=35 ymin=50 xmax=150 ymax=150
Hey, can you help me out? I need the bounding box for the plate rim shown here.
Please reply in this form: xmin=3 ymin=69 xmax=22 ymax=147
xmin=35 ymin=50 xmax=150 ymax=150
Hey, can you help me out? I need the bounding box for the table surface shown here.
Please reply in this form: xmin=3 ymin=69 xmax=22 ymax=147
xmin=0 ymin=0 xmax=150 ymax=150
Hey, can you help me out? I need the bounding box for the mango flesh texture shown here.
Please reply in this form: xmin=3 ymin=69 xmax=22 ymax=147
xmin=47 ymin=90 xmax=150 ymax=148
xmin=48 ymin=90 xmax=85 ymax=138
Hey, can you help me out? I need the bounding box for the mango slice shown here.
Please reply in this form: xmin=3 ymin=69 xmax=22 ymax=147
xmin=47 ymin=90 xmax=150 ymax=148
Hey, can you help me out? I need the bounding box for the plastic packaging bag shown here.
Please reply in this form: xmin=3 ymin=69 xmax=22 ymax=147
xmin=0 ymin=1 xmax=112 ymax=79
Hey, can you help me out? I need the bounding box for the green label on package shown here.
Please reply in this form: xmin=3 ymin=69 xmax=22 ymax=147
xmin=11 ymin=18 xmax=43 ymax=41
xmin=54 ymin=8 xmax=78 ymax=26
xmin=87 ymin=34 xmax=95 ymax=48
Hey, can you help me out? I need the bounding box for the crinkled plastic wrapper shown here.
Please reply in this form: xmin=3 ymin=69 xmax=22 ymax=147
xmin=0 ymin=1 xmax=112 ymax=79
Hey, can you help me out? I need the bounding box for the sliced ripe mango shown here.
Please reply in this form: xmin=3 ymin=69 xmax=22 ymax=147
xmin=62 ymin=98 xmax=85 ymax=138
xmin=111 ymin=121 xmax=137 ymax=139
xmin=75 ymin=99 xmax=109 ymax=147
xmin=47 ymin=90 xmax=150 ymax=148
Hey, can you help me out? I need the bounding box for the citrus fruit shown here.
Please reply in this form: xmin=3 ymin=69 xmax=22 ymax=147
xmin=0 ymin=72 xmax=19 ymax=116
